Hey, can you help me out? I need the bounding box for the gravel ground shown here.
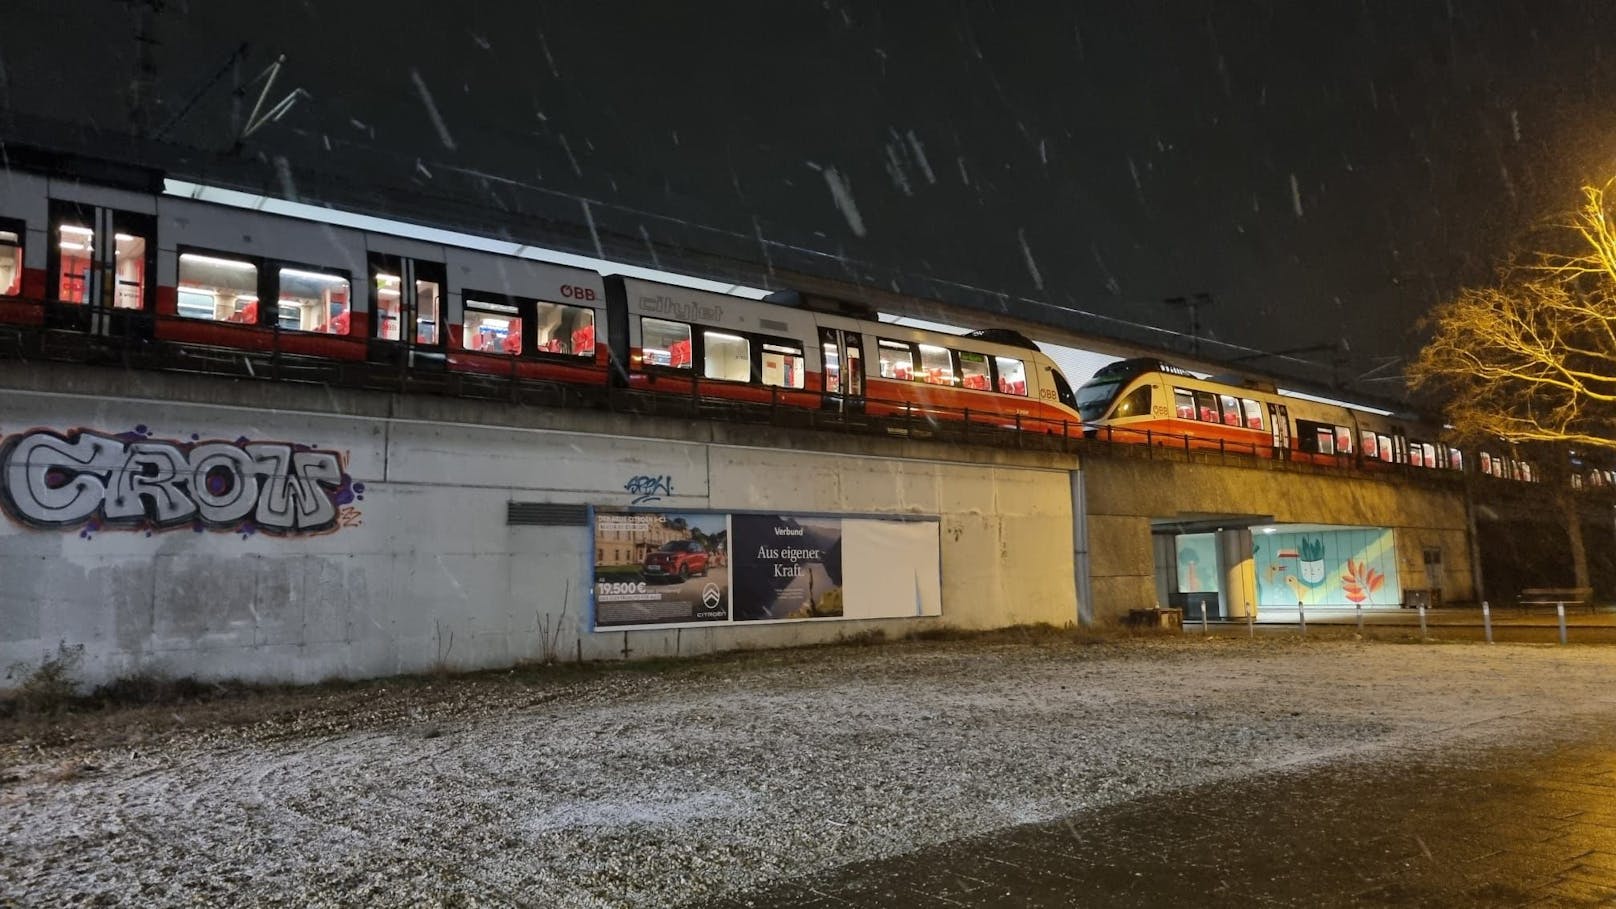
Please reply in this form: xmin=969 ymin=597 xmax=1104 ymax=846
xmin=5 ymin=634 xmax=1616 ymax=908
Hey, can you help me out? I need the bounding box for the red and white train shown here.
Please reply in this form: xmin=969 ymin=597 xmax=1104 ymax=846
xmin=0 ymin=163 xmax=1556 ymax=483
xmin=0 ymin=167 xmax=1080 ymax=431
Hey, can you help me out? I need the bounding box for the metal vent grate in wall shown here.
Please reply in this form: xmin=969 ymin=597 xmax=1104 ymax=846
xmin=507 ymin=502 xmax=590 ymax=526
xmin=759 ymin=318 xmax=790 ymax=332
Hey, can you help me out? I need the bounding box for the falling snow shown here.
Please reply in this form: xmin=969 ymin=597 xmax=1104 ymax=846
xmin=536 ymin=29 xmax=561 ymax=78
xmin=883 ymin=141 xmax=913 ymax=196
xmin=1018 ymin=228 xmax=1044 ymax=291
xmin=809 ymin=163 xmax=867 ymax=238
xmin=1290 ymin=173 xmax=1304 ymax=218
xmin=579 ymin=200 xmax=604 ymax=259
xmin=558 ymin=134 xmax=582 ymax=176
xmin=409 ymin=69 xmax=457 ymax=152
xmin=906 ymin=130 xmax=936 ymax=185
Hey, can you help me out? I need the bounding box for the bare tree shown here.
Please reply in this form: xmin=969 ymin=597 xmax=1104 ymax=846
xmin=1409 ymin=181 xmax=1616 ymax=593
xmin=1409 ymin=180 xmax=1616 ymax=450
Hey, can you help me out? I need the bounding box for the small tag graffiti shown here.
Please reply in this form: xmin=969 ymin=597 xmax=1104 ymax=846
xmin=0 ymin=427 xmax=365 ymax=537
xmin=623 ymin=474 xmax=673 ymax=505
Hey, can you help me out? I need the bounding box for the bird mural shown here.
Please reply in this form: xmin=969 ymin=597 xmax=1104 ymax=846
xmin=1284 ymin=574 xmax=1315 ymax=605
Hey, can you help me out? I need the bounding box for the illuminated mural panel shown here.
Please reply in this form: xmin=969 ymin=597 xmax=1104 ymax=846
xmin=1253 ymin=527 xmax=1400 ymax=608
xmin=1174 ymin=533 xmax=1219 ymax=594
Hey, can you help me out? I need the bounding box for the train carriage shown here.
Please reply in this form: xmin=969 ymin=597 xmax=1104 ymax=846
xmin=608 ymin=276 xmax=822 ymax=410
xmin=1075 ymin=357 xmax=1470 ymax=472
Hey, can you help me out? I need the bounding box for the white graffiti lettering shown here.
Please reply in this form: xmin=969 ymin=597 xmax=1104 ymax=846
xmin=0 ymin=429 xmax=358 ymax=535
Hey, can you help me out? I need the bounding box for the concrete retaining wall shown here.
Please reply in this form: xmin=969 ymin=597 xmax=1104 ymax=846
xmin=0 ymin=372 xmax=1078 ymax=688
xmin=1081 ymin=451 xmax=1475 ymax=621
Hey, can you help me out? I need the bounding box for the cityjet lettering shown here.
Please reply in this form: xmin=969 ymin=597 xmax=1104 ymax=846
xmin=0 ymin=429 xmax=355 ymax=535
xmin=635 ymin=294 xmax=725 ymax=323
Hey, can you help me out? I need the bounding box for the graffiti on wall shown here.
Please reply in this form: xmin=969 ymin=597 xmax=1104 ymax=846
xmin=623 ymin=474 xmax=673 ymax=505
xmin=0 ymin=426 xmax=365 ymax=537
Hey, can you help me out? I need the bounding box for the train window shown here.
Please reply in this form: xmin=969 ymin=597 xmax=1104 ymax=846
xmin=1479 ymin=452 xmax=1492 ymax=475
xmin=878 ymin=340 xmax=916 ymax=380
xmin=642 ymin=317 xmax=692 ymax=368
xmin=375 ymin=273 xmax=403 ymax=339
xmin=821 ymin=340 xmax=840 ymax=393
xmin=1112 ymin=385 xmax=1152 ymax=418
xmin=959 ymin=351 xmax=991 ymax=390
xmin=1193 ymin=391 xmax=1219 ymax=422
xmin=1361 ymin=430 xmax=1379 ymax=459
xmin=178 ymin=253 xmax=260 ymax=323
xmin=56 ymin=222 xmax=93 ymax=303
xmin=1241 ymin=399 xmax=1263 ymax=430
xmin=1409 ymin=443 xmax=1424 ymax=467
xmin=917 ymin=344 xmax=956 ymax=385
xmin=1448 ymin=447 xmax=1463 ymax=470
xmin=1218 ymin=394 xmax=1241 ymax=427
xmin=467 ymin=299 xmax=523 ymax=355
xmin=535 ymin=301 xmax=595 ymax=357
xmin=417 ymin=278 xmax=441 ymax=345
xmin=1378 ymin=435 xmax=1393 ymax=462
xmin=0 ymin=221 xmax=21 ymax=296
xmin=1047 ymin=367 xmax=1075 ymax=407
xmin=113 ymin=230 xmax=148 ymax=310
xmin=704 ymin=330 xmax=750 ymax=381
xmin=996 ymin=356 xmax=1027 ymax=395
xmin=1421 ymin=443 xmax=1438 ymax=469
xmin=1173 ymin=388 xmax=1194 ymax=419
xmin=277 ymin=267 xmax=350 ymax=334
xmin=761 ymin=342 xmax=805 ymax=389
xmin=1335 ymin=427 xmax=1353 ymax=454
xmin=1316 ymin=427 xmax=1336 ymax=455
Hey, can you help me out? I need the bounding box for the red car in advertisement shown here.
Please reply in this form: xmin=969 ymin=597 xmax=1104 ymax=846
xmin=643 ymin=540 xmax=709 ymax=582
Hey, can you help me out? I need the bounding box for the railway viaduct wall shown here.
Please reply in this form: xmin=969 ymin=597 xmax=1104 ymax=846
xmin=1079 ymin=449 xmax=1475 ymax=620
xmin=0 ymin=363 xmax=1078 ymax=688
xmin=0 ymin=360 xmax=1489 ymax=689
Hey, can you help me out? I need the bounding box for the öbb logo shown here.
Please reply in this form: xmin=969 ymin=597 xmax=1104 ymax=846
xmin=0 ymin=428 xmax=362 ymax=536
xmin=560 ymin=285 xmax=597 ymax=301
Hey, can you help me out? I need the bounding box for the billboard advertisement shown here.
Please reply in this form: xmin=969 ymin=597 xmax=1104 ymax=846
xmin=593 ymin=509 xmax=941 ymax=629
xmin=593 ymin=511 xmax=731 ymax=628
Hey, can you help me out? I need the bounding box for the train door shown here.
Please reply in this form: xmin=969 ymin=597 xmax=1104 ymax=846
xmin=819 ymin=327 xmax=864 ymax=412
xmin=1267 ymin=403 xmax=1291 ymax=454
xmin=45 ymin=199 xmax=155 ymax=337
xmin=1390 ymin=431 xmax=1409 ymax=464
xmin=369 ymin=253 xmax=446 ymax=368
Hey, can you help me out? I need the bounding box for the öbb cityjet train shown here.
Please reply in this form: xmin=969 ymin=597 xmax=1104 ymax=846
xmin=0 ymin=166 xmax=1080 ymax=430
xmin=1074 ymin=358 xmax=1540 ymax=481
xmin=0 ymin=162 xmax=1554 ymax=482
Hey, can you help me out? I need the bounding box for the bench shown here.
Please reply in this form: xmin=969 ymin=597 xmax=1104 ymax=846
xmin=1517 ymin=587 xmax=1596 ymax=615
xmin=1125 ymin=607 xmax=1183 ymax=630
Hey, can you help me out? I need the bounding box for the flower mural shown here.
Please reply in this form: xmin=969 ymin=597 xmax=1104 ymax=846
xmin=1341 ymin=559 xmax=1387 ymax=605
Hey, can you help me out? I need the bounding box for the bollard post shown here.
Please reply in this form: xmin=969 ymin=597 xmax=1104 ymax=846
xmin=1418 ymin=603 xmax=1428 ymax=641
xmin=1558 ymin=601 xmax=1568 ymax=645
xmin=1355 ymin=601 xmax=1364 ymax=635
xmin=1298 ymin=601 xmax=1306 ymax=636
xmin=1482 ymin=600 xmax=1493 ymax=644
xmin=1201 ymin=598 xmax=1209 ymax=635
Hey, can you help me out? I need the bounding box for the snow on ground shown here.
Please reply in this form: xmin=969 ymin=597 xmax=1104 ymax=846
xmin=4 ymin=635 xmax=1616 ymax=908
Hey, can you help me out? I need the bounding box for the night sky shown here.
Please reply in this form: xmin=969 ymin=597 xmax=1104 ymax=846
xmin=5 ymin=1 xmax=1616 ymax=402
